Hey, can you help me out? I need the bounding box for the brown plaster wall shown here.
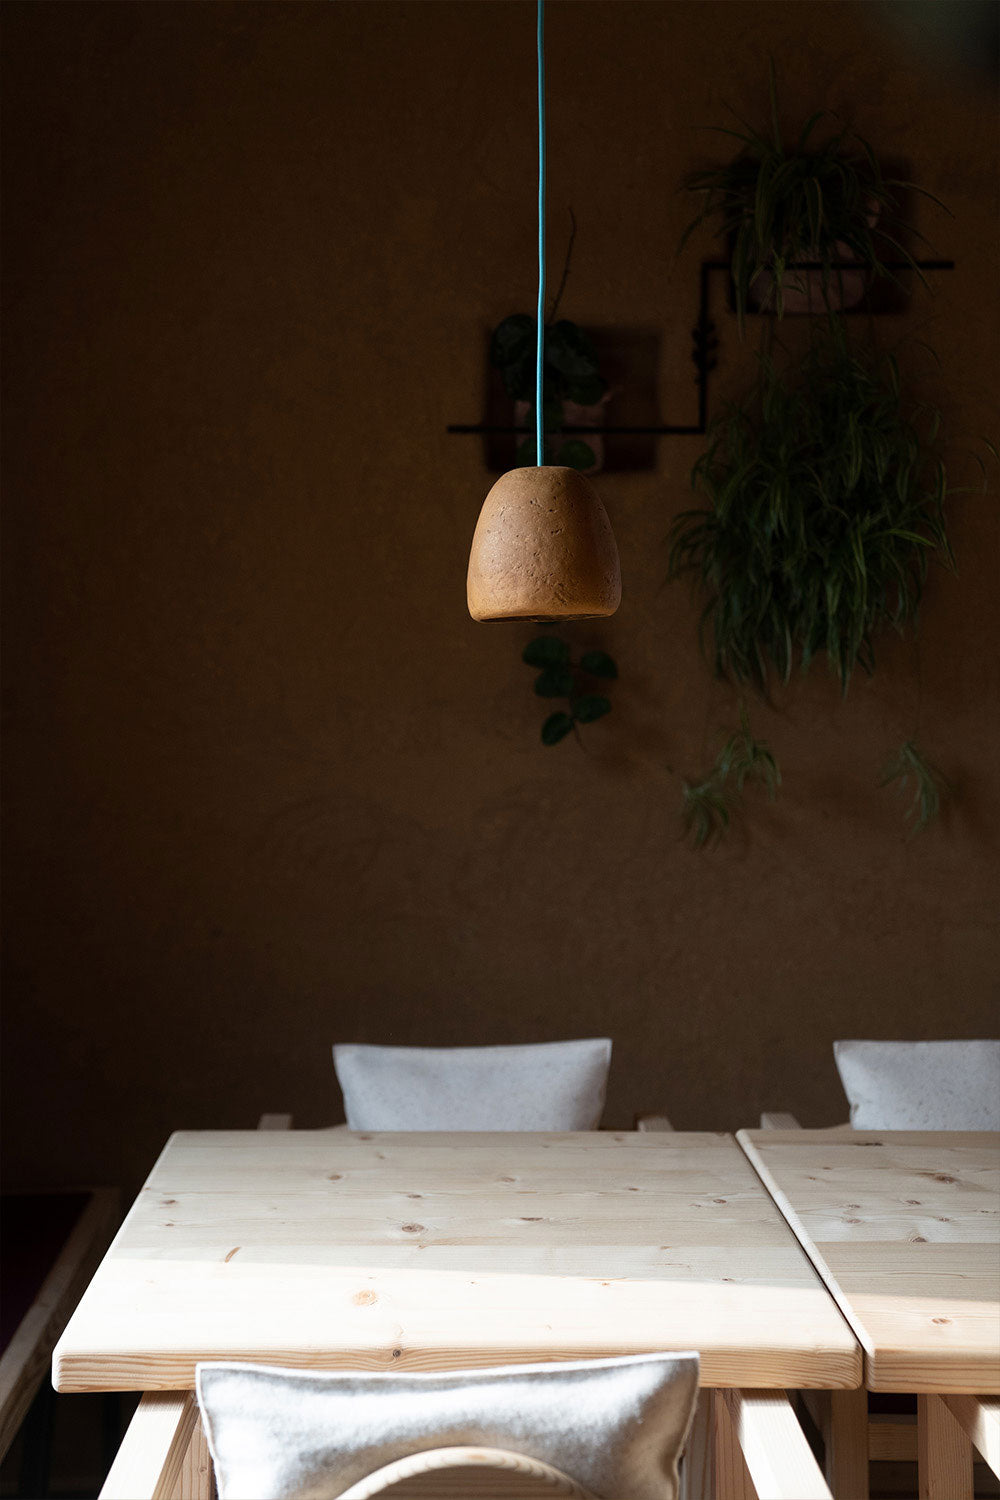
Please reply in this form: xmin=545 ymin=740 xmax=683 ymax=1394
xmin=3 ymin=1 xmax=998 ymax=1196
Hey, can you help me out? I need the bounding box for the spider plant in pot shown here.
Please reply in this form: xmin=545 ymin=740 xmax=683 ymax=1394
xmin=490 ymin=314 xmax=608 ymax=474
xmin=680 ymin=69 xmax=940 ymax=324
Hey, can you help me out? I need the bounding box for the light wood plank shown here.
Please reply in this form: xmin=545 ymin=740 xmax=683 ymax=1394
xmin=943 ymin=1393 xmax=1000 ymax=1477
xmin=680 ymin=1388 xmax=714 ymax=1500
xmin=99 ymin=1391 xmax=198 ymax=1500
xmin=737 ymin=1129 xmax=1000 ymax=1393
xmin=257 ymin=1113 xmax=293 ymax=1131
xmin=713 ymin=1389 xmax=755 ymax=1500
xmin=176 ymin=1411 xmax=213 ymax=1499
xmin=759 ymin=1114 xmax=801 ymax=1131
xmin=0 ymin=1188 xmax=118 ymax=1459
xmin=720 ymin=1389 xmax=832 ymax=1499
xmin=918 ymin=1393 xmax=973 ymax=1500
xmin=828 ymin=1386 xmax=869 ymax=1498
xmin=53 ymin=1132 xmax=861 ymax=1394
xmin=635 ymin=1115 xmax=674 ymax=1132
xmin=868 ymin=1413 xmax=916 ymax=1461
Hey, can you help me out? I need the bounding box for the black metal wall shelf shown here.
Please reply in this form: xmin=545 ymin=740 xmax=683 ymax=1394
xmin=447 ymin=258 xmax=955 ymax=456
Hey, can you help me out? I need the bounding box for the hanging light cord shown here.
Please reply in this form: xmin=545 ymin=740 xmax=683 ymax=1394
xmin=535 ymin=0 xmax=546 ymax=467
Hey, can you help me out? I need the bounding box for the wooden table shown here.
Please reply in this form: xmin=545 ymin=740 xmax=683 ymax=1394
xmin=53 ymin=1130 xmax=859 ymax=1396
xmin=737 ymin=1127 xmax=1000 ymax=1497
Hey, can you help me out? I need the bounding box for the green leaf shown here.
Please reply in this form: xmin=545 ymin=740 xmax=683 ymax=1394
xmin=580 ymin=650 xmax=618 ymax=679
xmin=681 ymin=779 xmax=731 ymax=849
xmin=534 ymin=667 xmax=574 ymax=698
xmin=541 ymin=711 xmax=574 ymax=746
xmin=571 ymin=694 xmax=612 ymax=723
xmin=555 ymin=439 xmax=597 ymax=471
xmin=878 ymin=739 xmax=949 ymax=834
xmin=564 ymin=373 xmax=607 ymax=406
xmin=522 ymin=636 xmax=570 ymax=668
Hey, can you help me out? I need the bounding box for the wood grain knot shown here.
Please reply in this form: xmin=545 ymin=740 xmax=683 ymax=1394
xmin=224 ymin=1247 xmax=240 ymax=1263
xmin=328 ymin=1173 xmax=342 ymax=1181
xmin=391 ymin=1348 xmax=402 ymax=1359
xmin=400 ymin=1223 xmax=425 ymax=1234
xmin=353 ymin=1290 xmax=378 ymax=1306
xmin=932 ymin=1317 xmax=951 ymax=1324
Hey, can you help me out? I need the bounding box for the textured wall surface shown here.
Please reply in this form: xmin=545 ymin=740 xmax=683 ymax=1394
xmin=3 ymin=1 xmax=998 ymax=1196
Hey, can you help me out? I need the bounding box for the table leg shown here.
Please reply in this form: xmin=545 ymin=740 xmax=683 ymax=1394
xmin=918 ymin=1394 xmax=973 ymax=1500
xmin=681 ymin=1389 xmax=714 ymax=1500
xmin=713 ymin=1390 xmax=755 ymax=1500
xmin=828 ymin=1387 xmax=869 ymax=1499
xmin=177 ymin=1412 xmax=213 ymax=1500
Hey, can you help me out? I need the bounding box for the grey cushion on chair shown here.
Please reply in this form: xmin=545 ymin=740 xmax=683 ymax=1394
xmin=196 ymin=1352 xmax=699 ymax=1500
xmin=834 ymin=1039 xmax=1000 ymax=1130
xmin=332 ymin=1040 xmax=612 ymax=1131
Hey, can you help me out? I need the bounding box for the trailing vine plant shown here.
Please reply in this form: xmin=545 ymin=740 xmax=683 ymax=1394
xmin=521 ymin=636 xmax=617 ymax=745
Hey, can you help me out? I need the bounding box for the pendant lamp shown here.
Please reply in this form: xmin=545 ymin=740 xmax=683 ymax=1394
xmin=466 ymin=1 xmax=621 ymax=623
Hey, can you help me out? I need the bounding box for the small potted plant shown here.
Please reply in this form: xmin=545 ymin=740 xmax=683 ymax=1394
xmin=680 ymin=69 xmax=938 ymax=323
xmin=490 ymin=314 xmax=609 ymax=473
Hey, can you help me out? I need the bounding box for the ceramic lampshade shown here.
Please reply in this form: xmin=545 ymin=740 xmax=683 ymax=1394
xmin=467 ymin=466 xmax=622 ymax=622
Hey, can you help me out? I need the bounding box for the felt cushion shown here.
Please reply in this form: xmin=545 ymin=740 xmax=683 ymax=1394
xmin=834 ymin=1039 xmax=1000 ymax=1130
xmin=332 ymin=1040 xmax=612 ymax=1131
xmin=197 ymin=1352 xmax=700 ymax=1500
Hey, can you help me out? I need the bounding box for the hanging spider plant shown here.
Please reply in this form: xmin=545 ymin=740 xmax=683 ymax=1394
xmin=668 ymin=323 xmax=955 ymax=696
xmin=879 ymin=740 xmax=950 ymax=835
xmin=679 ymin=67 xmax=942 ymax=324
xmin=681 ymin=706 xmax=781 ymax=848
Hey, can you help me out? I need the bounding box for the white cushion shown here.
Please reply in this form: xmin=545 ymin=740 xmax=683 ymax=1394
xmin=196 ymin=1352 xmax=699 ymax=1500
xmin=834 ymin=1040 xmax=1000 ymax=1130
xmin=332 ymin=1040 xmax=612 ymax=1131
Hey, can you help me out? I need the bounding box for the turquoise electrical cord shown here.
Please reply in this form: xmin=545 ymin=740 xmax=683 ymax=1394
xmin=535 ymin=0 xmax=545 ymax=467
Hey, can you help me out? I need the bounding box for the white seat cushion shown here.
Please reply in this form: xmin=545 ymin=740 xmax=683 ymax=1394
xmin=196 ymin=1352 xmax=699 ymax=1500
xmin=834 ymin=1039 xmax=1000 ymax=1130
xmin=332 ymin=1040 xmax=612 ymax=1131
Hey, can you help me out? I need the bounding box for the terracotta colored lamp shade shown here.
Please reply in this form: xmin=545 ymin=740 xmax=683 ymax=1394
xmin=467 ymin=466 xmax=622 ymax=621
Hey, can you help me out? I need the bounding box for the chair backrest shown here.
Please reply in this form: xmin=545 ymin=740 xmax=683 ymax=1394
xmin=834 ymin=1039 xmax=1000 ymax=1130
xmin=339 ymin=1446 xmax=596 ymax=1498
xmin=332 ymin=1039 xmax=612 ymax=1131
xmin=196 ymin=1350 xmax=699 ymax=1500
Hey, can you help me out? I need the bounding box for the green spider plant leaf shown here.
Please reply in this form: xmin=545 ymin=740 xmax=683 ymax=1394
xmin=878 ymin=739 xmax=950 ymax=834
xmin=681 ymin=779 xmax=731 ymax=849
